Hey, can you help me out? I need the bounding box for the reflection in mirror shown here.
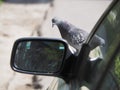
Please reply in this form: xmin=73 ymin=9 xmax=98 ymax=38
xmin=14 ymin=40 xmax=65 ymax=73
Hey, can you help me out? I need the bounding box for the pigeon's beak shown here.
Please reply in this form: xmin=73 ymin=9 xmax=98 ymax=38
xmin=52 ymin=23 xmax=55 ymax=28
xmin=52 ymin=18 xmax=56 ymax=28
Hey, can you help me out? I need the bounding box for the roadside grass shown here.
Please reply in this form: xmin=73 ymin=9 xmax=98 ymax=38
xmin=0 ymin=0 xmax=4 ymax=4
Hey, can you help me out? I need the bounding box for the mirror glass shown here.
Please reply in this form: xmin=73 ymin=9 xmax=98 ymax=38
xmin=13 ymin=40 xmax=66 ymax=73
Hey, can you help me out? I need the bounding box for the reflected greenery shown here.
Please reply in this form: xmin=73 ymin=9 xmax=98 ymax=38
xmin=0 ymin=0 xmax=4 ymax=4
xmin=14 ymin=40 xmax=65 ymax=73
xmin=114 ymin=52 xmax=120 ymax=84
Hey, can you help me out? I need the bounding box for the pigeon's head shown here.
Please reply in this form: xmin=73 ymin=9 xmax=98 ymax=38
xmin=52 ymin=17 xmax=62 ymax=27
xmin=52 ymin=17 xmax=71 ymax=31
xmin=52 ymin=17 xmax=71 ymax=38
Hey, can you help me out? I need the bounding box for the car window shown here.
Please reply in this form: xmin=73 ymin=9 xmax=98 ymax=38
xmin=83 ymin=1 xmax=120 ymax=90
xmin=99 ymin=50 xmax=120 ymax=90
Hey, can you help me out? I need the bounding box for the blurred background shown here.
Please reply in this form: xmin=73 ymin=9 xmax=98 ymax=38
xmin=0 ymin=0 xmax=112 ymax=90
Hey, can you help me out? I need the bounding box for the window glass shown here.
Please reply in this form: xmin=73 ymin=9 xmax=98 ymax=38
xmin=83 ymin=1 xmax=120 ymax=90
xmin=99 ymin=50 xmax=120 ymax=90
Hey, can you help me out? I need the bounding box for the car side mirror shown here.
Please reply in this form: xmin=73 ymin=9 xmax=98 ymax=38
xmin=10 ymin=37 xmax=68 ymax=76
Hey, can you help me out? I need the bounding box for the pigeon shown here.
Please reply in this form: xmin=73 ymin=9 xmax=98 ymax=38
xmin=52 ymin=17 xmax=105 ymax=55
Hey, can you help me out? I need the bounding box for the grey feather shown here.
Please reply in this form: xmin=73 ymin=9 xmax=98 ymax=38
xmin=52 ymin=17 xmax=105 ymax=55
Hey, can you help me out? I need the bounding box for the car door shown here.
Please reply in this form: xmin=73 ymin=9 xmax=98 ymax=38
xmin=48 ymin=0 xmax=120 ymax=90
xmin=80 ymin=0 xmax=120 ymax=90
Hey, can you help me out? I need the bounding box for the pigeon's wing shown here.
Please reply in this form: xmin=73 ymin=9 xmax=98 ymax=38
xmin=68 ymin=29 xmax=86 ymax=50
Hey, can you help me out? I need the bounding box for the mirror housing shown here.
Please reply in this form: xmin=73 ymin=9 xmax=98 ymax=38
xmin=10 ymin=37 xmax=69 ymax=77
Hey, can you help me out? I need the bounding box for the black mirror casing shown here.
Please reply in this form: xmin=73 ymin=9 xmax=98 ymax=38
xmin=10 ymin=37 xmax=70 ymax=78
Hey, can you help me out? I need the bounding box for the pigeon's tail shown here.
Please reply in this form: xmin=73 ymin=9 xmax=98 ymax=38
xmin=89 ymin=35 xmax=105 ymax=50
xmin=99 ymin=37 xmax=105 ymax=47
xmin=95 ymin=35 xmax=105 ymax=47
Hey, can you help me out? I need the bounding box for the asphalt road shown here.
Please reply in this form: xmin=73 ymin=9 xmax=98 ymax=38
xmin=5 ymin=0 xmax=53 ymax=4
xmin=41 ymin=0 xmax=112 ymax=38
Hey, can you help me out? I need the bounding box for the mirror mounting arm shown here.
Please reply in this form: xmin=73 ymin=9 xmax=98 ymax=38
xmin=60 ymin=54 xmax=77 ymax=83
xmin=75 ymin=44 xmax=91 ymax=82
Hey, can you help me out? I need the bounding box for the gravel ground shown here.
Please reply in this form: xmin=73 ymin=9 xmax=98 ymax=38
xmin=0 ymin=1 xmax=53 ymax=90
